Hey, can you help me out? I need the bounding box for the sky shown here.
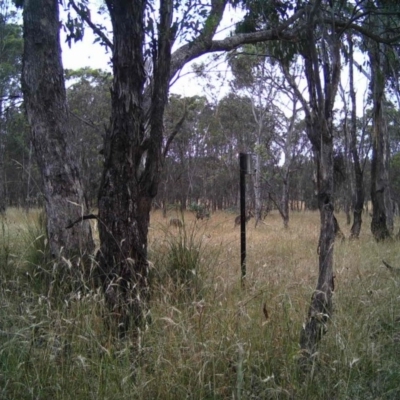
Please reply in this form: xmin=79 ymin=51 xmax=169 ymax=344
xmin=61 ymin=39 xmax=211 ymax=97
xmin=59 ymin=2 xmax=371 ymax=117
xmin=60 ymin=3 xmax=242 ymax=99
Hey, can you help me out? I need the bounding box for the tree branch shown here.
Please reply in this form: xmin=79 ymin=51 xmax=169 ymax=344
xmin=331 ymin=18 xmax=400 ymax=45
xmin=163 ymin=107 xmax=188 ymax=158
xmin=69 ymin=0 xmax=113 ymax=51
xmin=281 ymin=63 xmax=310 ymax=118
xmin=70 ymin=111 xmax=104 ymax=135
xmin=169 ymin=7 xmax=306 ymax=82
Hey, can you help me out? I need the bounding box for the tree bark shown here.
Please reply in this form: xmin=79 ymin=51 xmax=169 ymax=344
xmin=0 ymin=98 xmax=5 ymax=214
xmin=97 ymin=0 xmax=173 ymax=335
xmin=282 ymin=42 xmax=337 ymax=360
xmin=292 ymin=6 xmax=340 ymax=367
xmin=21 ymin=0 xmax=94 ymax=264
xmin=281 ymin=175 xmax=290 ymax=229
xmin=253 ymin=139 xmax=262 ymax=227
xmin=299 ymin=118 xmax=336 ymax=361
xmin=368 ymin=41 xmax=393 ymax=241
xmin=348 ymin=34 xmax=364 ymax=239
xmin=279 ymin=99 xmax=298 ymax=229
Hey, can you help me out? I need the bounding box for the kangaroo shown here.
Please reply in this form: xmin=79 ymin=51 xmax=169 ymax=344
xmin=234 ymin=211 xmax=253 ymax=227
xmin=169 ymin=218 xmax=183 ymax=228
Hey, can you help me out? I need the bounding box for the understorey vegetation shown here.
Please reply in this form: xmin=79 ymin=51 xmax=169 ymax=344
xmin=2 ymin=0 xmax=400 ymax=389
xmin=1 ymin=208 xmax=400 ymax=399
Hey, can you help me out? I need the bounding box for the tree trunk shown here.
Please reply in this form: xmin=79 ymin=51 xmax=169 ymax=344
xmin=281 ymin=175 xmax=290 ymax=229
xmin=299 ymin=118 xmax=335 ymax=361
xmin=253 ymin=143 xmax=262 ymax=227
xmin=279 ymin=99 xmax=297 ymax=229
xmin=369 ymin=42 xmax=392 ymax=241
xmin=348 ymin=34 xmax=364 ymax=239
xmin=97 ymin=0 xmax=173 ymax=335
xmin=293 ymin=11 xmax=340 ymax=367
xmin=0 ymin=98 xmax=5 ymax=214
xmin=22 ymin=0 xmax=94 ymax=264
xmin=25 ymin=140 xmax=34 ymax=213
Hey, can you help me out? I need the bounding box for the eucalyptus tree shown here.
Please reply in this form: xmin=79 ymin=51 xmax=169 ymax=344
xmin=60 ymin=0 xmax=310 ymax=334
xmin=281 ymin=13 xmax=343 ymax=361
xmin=364 ymin=1 xmax=395 ymax=240
xmin=18 ymin=0 xmax=95 ymax=267
xmin=236 ymin=0 xmax=400 ymax=362
xmin=231 ymin=0 xmax=342 ymax=358
xmin=343 ymin=33 xmax=366 ymax=239
xmin=20 ymin=0 xmax=400 ymax=339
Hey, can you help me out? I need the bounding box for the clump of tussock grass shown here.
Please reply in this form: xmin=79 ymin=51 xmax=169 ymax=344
xmin=149 ymin=213 xmax=220 ymax=303
xmin=11 ymin=209 xmax=97 ymax=303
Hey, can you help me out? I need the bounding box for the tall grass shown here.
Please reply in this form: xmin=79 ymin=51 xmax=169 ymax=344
xmin=149 ymin=214 xmax=219 ymax=303
xmin=1 ymin=208 xmax=400 ymax=399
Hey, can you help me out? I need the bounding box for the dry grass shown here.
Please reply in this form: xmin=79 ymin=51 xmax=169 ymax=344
xmin=1 ymin=208 xmax=400 ymax=399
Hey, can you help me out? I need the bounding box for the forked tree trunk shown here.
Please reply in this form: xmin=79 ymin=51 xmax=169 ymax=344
xmin=291 ymin=10 xmax=340 ymax=367
xmin=268 ymin=185 xmax=289 ymax=229
xmin=97 ymin=0 xmax=148 ymax=334
xmin=282 ymin=41 xmax=337 ymax=358
xmin=22 ymin=0 xmax=94 ymax=264
xmin=97 ymin=0 xmax=173 ymax=335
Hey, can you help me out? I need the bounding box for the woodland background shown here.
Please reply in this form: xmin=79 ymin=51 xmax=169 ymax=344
xmin=2 ymin=1 xmax=400 ymax=398
xmin=2 ymin=4 xmax=400 ymax=223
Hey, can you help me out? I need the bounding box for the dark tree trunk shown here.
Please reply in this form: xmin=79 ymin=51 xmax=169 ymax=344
xmin=97 ymin=0 xmax=173 ymax=335
xmin=281 ymin=176 xmax=289 ymax=229
xmin=21 ymin=0 xmax=94 ymax=264
xmin=348 ymin=35 xmax=364 ymax=240
xmin=369 ymin=41 xmax=392 ymax=241
xmin=0 ymin=98 xmax=5 ymax=214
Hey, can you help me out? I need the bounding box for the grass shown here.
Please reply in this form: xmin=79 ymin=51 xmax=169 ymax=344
xmin=1 ymin=208 xmax=400 ymax=399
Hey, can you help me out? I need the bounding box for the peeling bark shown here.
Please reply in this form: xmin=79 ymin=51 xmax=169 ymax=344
xmin=295 ymin=6 xmax=340 ymax=368
xmin=97 ymin=0 xmax=173 ymax=335
xmin=22 ymin=0 xmax=94 ymax=265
